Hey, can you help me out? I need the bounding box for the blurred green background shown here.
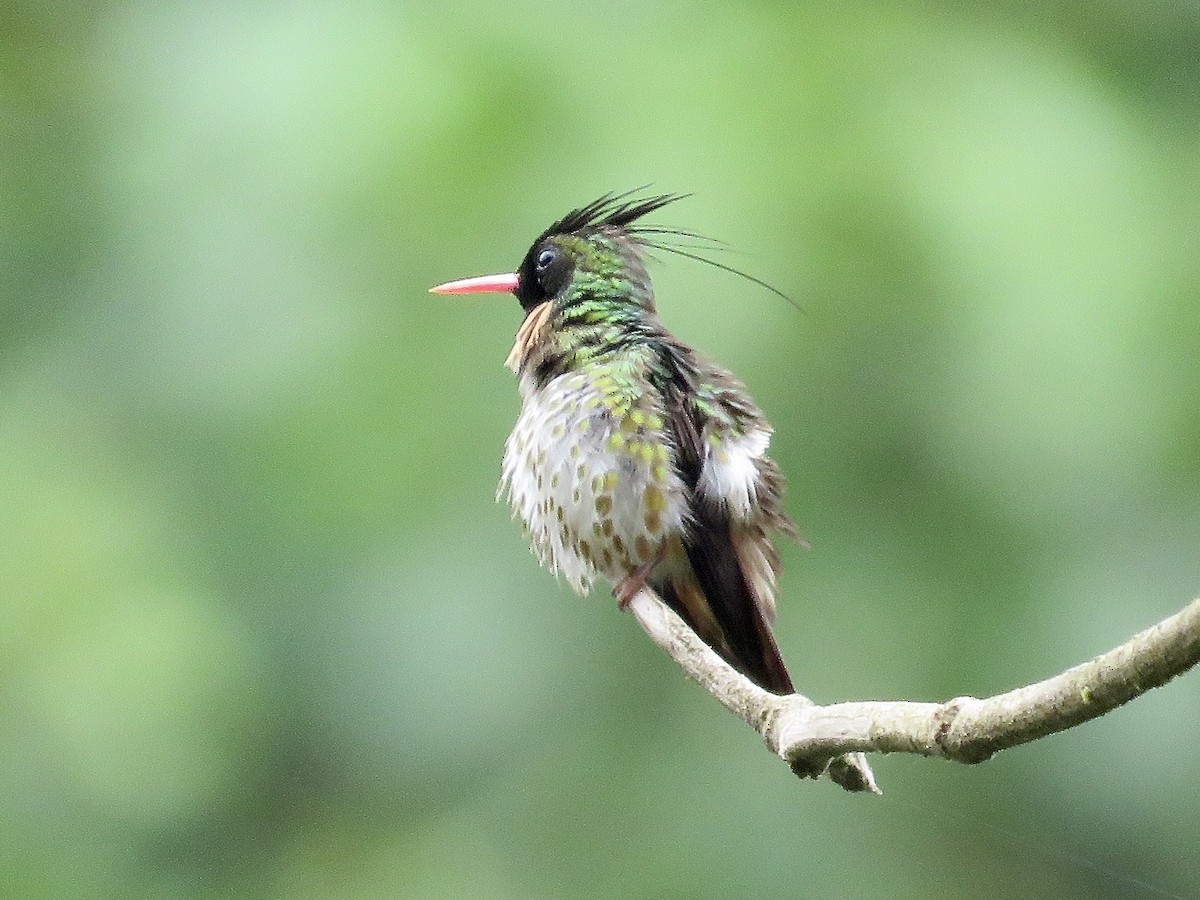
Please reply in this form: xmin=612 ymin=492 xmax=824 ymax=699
xmin=4 ymin=1 xmax=1199 ymax=898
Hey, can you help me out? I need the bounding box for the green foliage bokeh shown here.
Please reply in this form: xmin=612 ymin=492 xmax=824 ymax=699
xmin=3 ymin=2 xmax=1199 ymax=897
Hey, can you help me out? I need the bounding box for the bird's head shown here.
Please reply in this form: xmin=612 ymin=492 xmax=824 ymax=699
xmin=430 ymin=191 xmax=684 ymax=316
xmin=430 ymin=191 xmax=791 ymax=378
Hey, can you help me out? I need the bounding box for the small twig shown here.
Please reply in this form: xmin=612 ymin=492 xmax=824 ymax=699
xmin=625 ymin=591 xmax=1200 ymax=794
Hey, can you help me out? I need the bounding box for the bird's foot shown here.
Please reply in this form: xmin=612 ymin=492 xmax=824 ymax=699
xmin=613 ymin=550 xmax=665 ymax=609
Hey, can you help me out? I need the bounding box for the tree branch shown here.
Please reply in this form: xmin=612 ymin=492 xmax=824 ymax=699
xmin=625 ymin=590 xmax=1200 ymax=795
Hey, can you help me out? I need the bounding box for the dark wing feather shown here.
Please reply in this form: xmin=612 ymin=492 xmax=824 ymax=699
xmin=653 ymin=352 xmax=795 ymax=695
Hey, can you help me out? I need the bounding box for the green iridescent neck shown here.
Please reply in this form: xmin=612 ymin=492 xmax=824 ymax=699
xmin=548 ymin=232 xmax=660 ymax=366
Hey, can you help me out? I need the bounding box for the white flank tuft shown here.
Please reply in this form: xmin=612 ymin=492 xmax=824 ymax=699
xmin=697 ymin=427 xmax=770 ymax=520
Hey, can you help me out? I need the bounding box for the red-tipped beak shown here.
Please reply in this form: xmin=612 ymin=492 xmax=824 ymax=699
xmin=429 ymin=272 xmax=519 ymax=295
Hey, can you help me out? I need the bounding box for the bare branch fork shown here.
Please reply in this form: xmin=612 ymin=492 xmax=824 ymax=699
xmin=624 ymin=591 xmax=1200 ymax=795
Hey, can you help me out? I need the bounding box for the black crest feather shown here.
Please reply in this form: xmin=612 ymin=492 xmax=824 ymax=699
xmin=542 ymin=188 xmax=689 ymax=240
xmin=539 ymin=188 xmax=798 ymax=309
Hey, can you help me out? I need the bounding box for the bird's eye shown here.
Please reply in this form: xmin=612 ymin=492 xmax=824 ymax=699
xmin=521 ymin=242 xmax=572 ymax=306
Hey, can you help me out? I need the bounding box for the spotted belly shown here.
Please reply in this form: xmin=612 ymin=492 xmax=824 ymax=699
xmin=500 ymin=372 xmax=689 ymax=594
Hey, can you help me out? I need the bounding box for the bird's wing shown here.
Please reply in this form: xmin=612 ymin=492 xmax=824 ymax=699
xmin=655 ymin=352 xmax=796 ymax=694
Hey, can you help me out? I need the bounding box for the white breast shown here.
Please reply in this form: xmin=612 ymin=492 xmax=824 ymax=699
xmin=499 ymin=371 xmax=689 ymax=595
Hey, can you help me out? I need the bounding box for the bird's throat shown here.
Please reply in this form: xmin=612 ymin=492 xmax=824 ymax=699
xmin=505 ymin=301 xmax=554 ymax=373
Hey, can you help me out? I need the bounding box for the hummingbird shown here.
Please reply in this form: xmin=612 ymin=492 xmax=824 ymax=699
xmin=431 ymin=191 xmax=799 ymax=695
